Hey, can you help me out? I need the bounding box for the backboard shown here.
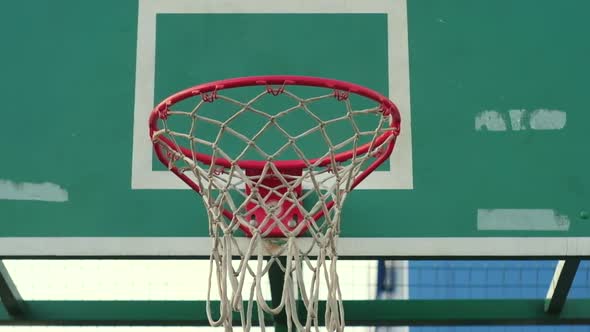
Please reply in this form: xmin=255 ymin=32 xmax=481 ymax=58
xmin=1 ymin=0 xmax=589 ymax=258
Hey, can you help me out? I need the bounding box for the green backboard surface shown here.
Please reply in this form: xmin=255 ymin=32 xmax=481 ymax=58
xmin=1 ymin=0 xmax=589 ymax=257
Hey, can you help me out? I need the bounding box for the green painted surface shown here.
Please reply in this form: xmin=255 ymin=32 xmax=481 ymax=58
xmin=0 ymin=0 xmax=589 ymax=246
xmin=1 ymin=300 xmax=590 ymax=326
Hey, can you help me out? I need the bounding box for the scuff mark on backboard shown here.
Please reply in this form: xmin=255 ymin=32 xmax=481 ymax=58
xmin=477 ymin=209 xmax=570 ymax=231
xmin=475 ymin=110 xmax=508 ymax=131
xmin=0 ymin=179 xmax=69 ymax=202
xmin=529 ymin=109 xmax=567 ymax=130
xmin=475 ymin=109 xmax=566 ymax=131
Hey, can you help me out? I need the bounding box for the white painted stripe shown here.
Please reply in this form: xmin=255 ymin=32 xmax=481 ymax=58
xmin=130 ymin=0 xmax=158 ymax=190
xmin=1 ymin=237 xmax=589 ymax=256
xmin=131 ymin=0 xmax=414 ymax=190
xmin=477 ymin=209 xmax=570 ymax=231
xmin=385 ymin=0 xmax=414 ymax=190
xmin=144 ymin=0 xmax=404 ymax=14
xmin=0 ymin=180 xmax=68 ymax=202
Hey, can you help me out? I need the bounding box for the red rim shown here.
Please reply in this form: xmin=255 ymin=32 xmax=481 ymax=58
xmin=150 ymin=75 xmax=401 ymax=223
xmin=149 ymin=75 xmax=401 ymax=170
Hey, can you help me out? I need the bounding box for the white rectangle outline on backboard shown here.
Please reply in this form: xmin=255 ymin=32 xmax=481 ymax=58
xmin=131 ymin=0 xmax=414 ymax=190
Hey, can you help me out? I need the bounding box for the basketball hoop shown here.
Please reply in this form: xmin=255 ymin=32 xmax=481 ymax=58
xmin=149 ymin=75 xmax=400 ymax=331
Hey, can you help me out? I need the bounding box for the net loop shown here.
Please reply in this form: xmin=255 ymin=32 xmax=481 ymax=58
xmin=333 ymin=90 xmax=349 ymax=101
xmin=212 ymin=165 xmax=226 ymax=176
xmin=266 ymin=84 xmax=286 ymax=96
xmin=157 ymin=102 xmax=170 ymax=120
xmin=202 ymin=90 xmax=218 ymax=103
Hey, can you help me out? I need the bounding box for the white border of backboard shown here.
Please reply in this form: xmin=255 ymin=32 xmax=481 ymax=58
xmin=131 ymin=0 xmax=414 ymax=190
xmin=2 ymin=237 xmax=590 ymax=257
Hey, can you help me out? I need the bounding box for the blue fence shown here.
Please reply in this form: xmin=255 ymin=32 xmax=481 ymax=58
xmin=376 ymin=260 xmax=590 ymax=331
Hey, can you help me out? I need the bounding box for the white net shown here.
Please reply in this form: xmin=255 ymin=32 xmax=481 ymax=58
xmin=151 ymin=83 xmax=398 ymax=332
